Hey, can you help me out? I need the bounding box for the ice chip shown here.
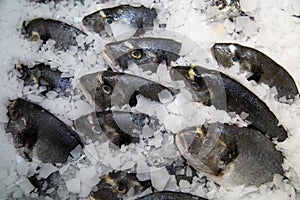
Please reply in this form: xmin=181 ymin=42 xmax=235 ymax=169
xmin=150 ymin=167 xmax=170 ymax=191
xmin=66 ymin=178 xmax=81 ymax=193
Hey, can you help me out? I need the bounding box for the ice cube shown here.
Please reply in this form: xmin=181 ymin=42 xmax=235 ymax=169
xmin=84 ymin=143 xmax=99 ymax=165
xmin=150 ymin=167 xmax=170 ymax=191
xmin=66 ymin=178 xmax=81 ymax=193
xmin=16 ymin=161 xmax=30 ymax=176
xmin=235 ymin=16 xmax=250 ymax=32
xmin=142 ymin=125 xmax=154 ymax=138
xmin=240 ymin=0 xmax=259 ymax=12
xmin=179 ymin=179 xmax=191 ymax=193
xmin=16 ymin=177 xmax=35 ymax=195
xmin=39 ymin=163 xmax=59 ymax=178
xmin=158 ymin=89 xmax=174 ymax=104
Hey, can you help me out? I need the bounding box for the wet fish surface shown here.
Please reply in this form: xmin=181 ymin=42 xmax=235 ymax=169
xmin=82 ymin=5 xmax=157 ymax=35
xmin=170 ymin=65 xmax=288 ymax=142
xmin=22 ymin=18 xmax=86 ymax=49
xmin=6 ymin=98 xmax=83 ymax=163
xmin=176 ymin=123 xmax=284 ymax=187
xmin=137 ymin=191 xmax=207 ymax=200
xmin=212 ymin=43 xmax=299 ymax=100
xmin=90 ymin=170 xmax=152 ymax=200
xmin=94 ymin=70 xmax=176 ymax=111
xmin=17 ymin=63 xmax=71 ymax=93
xmin=103 ymin=38 xmax=181 ymax=71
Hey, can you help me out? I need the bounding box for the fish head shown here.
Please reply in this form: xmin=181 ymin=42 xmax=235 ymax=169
xmin=6 ymin=99 xmax=36 ymax=148
xmin=103 ymin=38 xmax=182 ymax=71
xmin=82 ymin=10 xmax=106 ymax=33
xmin=211 ymin=43 xmax=243 ymax=68
xmin=170 ymin=66 xmax=212 ymax=103
xmin=90 ymin=171 xmax=151 ymax=200
xmin=175 ymin=125 xmax=237 ymax=177
xmin=21 ymin=19 xmax=42 ymax=41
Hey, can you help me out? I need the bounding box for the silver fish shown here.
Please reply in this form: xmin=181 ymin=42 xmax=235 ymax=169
xmin=176 ymin=123 xmax=284 ymax=187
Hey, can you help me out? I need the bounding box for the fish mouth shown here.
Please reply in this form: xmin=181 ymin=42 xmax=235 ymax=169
xmin=102 ymin=48 xmax=121 ymax=71
xmin=175 ymin=132 xmax=222 ymax=176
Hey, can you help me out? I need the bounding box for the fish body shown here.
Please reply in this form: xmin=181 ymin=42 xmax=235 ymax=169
xmin=103 ymin=38 xmax=181 ymax=71
xmin=82 ymin=5 xmax=157 ymax=34
xmin=137 ymin=191 xmax=207 ymax=200
xmin=90 ymin=170 xmax=151 ymax=200
xmin=94 ymin=70 xmax=175 ymax=111
xmin=170 ymin=66 xmax=287 ymax=142
xmin=22 ymin=18 xmax=86 ymax=49
xmin=176 ymin=123 xmax=284 ymax=187
xmin=6 ymin=98 xmax=82 ymax=163
xmin=18 ymin=63 xmax=71 ymax=93
xmin=211 ymin=43 xmax=299 ymax=100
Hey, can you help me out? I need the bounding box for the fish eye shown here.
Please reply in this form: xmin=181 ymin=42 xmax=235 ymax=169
xmin=115 ymin=184 xmax=127 ymax=194
xmin=232 ymin=56 xmax=239 ymax=62
xmin=191 ymin=81 xmax=201 ymax=91
xmin=106 ymin=16 xmax=113 ymax=24
xmin=101 ymin=84 xmax=113 ymax=95
xmin=9 ymin=110 xmax=19 ymax=120
xmin=130 ymin=50 xmax=143 ymax=59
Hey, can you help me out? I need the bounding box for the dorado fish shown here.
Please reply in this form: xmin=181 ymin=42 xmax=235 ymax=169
xmin=103 ymin=38 xmax=181 ymax=71
xmin=170 ymin=65 xmax=287 ymax=142
xmin=22 ymin=18 xmax=86 ymax=49
xmin=137 ymin=191 xmax=207 ymax=200
xmin=211 ymin=43 xmax=299 ymax=100
xmin=82 ymin=5 xmax=157 ymax=35
xmin=94 ymin=70 xmax=176 ymax=111
xmin=6 ymin=98 xmax=83 ymax=163
xmin=90 ymin=170 xmax=152 ymax=200
xmin=176 ymin=123 xmax=284 ymax=187
xmin=17 ymin=63 xmax=71 ymax=93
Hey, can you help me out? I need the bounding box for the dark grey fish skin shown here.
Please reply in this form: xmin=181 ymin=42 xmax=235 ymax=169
xmin=211 ymin=43 xmax=299 ymax=100
xmin=94 ymin=70 xmax=176 ymax=111
xmin=6 ymin=98 xmax=83 ymax=163
xmin=103 ymin=38 xmax=181 ymax=71
xmin=22 ymin=18 xmax=86 ymax=49
xmin=170 ymin=66 xmax=288 ymax=142
xmin=90 ymin=170 xmax=152 ymax=200
xmin=17 ymin=63 xmax=71 ymax=93
xmin=82 ymin=5 xmax=157 ymax=34
xmin=137 ymin=191 xmax=207 ymax=200
xmin=176 ymin=123 xmax=284 ymax=187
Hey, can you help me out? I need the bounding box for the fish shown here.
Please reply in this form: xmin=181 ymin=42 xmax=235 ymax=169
xmin=170 ymin=65 xmax=288 ymax=142
xmin=90 ymin=170 xmax=152 ymax=200
xmin=103 ymin=38 xmax=182 ymax=71
xmin=175 ymin=123 xmax=284 ymax=187
xmin=17 ymin=63 xmax=71 ymax=93
xmin=137 ymin=191 xmax=207 ymax=200
xmin=82 ymin=5 xmax=157 ymax=35
xmin=211 ymin=43 xmax=299 ymax=101
xmin=96 ymin=110 xmax=157 ymax=147
xmin=6 ymin=98 xmax=83 ymax=163
xmin=94 ymin=70 xmax=176 ymax=111
xmin=22 ymin=18 xmax=87 ymax=49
